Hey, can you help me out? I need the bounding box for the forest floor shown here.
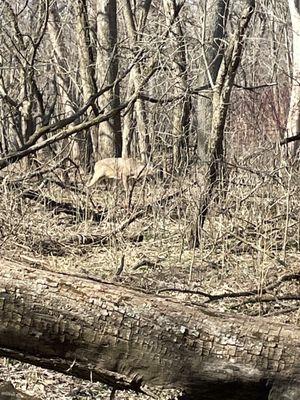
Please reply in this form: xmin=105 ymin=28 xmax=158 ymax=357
xmin=0 ymin=156 xmax=299 ymax=399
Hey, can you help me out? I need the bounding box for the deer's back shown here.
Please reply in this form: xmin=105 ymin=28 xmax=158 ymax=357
xmin=95 ymin=157 xmax=146 ymax=179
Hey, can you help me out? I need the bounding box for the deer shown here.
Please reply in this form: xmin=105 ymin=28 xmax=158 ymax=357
xmin=87 ymin=157 xmax=158 ymax=201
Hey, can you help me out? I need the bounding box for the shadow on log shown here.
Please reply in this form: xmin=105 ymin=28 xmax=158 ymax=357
xmin=0 ymin=259 xmax=299 ymax=400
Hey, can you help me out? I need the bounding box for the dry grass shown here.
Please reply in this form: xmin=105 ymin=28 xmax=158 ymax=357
xmin=0 ymin=148 xmax=299 ymax=399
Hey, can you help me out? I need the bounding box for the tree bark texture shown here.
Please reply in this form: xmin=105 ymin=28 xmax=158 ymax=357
xmin=0 ymin=259 xmax=299 ymax=400
xmin=96 ymin=0 xmax=122 ymax=159
xmin=121 ymin=0 xmax=152 ymax=162
xmin=190 ymin=1 xmax=255 ymax=248
xmin=197 ymin=0 xmax=229 ymax=163
xmin=286 ymin=0 xmax=300 ymax=156
xmin=75 ymin=0 xmax=99 ymax=167
xmin=49 ymin=3 xmax=82 ymax=168
xmin=163 ymin=0 xmax=191 ymax=170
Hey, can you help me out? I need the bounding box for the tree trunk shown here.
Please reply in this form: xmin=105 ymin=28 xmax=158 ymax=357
xmin=163 ymin=0 xmax=191 ymax=170
xmin=1 ymin=1 xmax=48 ymax=170
xmin=75 ymin=0 xmax=98 ymax=167
xmin=121 ymin=0 xmax=152 ymax=162
xmin=96 ymin=0 xmax=122 ymax=159
xmin=49 ymin=3 xmax=82 ymax=171
xmin=190 ymin=1 xmax=255 ymax=248
xmin=196 ymin=0 xmax=229 ymax=163
xmin=286 ymin=0 xmax=300 ymax=156
xmin=0 ymin=259 xmax=299 ymax=400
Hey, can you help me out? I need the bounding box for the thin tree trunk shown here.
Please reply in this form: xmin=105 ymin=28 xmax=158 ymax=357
xmin=163 ymin=0 xmax=191 ymax=170
xmin=121 ymin=0 xmax=152 ymax=162
xmin=197 ymin=0 xmax=229 ymax=163
xmin=96 ymin=0 xmax=122 ymax=159
xmin=75 ymin=0 xmax=98 ymax=166
xmin=190 ymin=1 xmax=255 ymax=248
xmin=2 ymin=0 xmax=49 ymax=170
xmin=49 ymin=3 xmax=81 ymax=170
xmin=286 ymin=0 xmax=300 ymax=156
xmin=0 ymin=259 xmax=299 ymax=400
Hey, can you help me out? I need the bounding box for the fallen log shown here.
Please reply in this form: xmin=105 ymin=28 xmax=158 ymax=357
xmin=0 ymin=259 xmax=299 ymax=400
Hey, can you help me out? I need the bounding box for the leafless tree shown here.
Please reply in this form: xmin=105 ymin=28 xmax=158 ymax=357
xmin=163 ymin=0 xmax=191 ymax=169
xmin=285 ymin=0 xmax=300 ymax=155
xmin=96 ymin=0 xmax=122 ymax=159
xmin=121 ymin=0 xmax=152 ymax=161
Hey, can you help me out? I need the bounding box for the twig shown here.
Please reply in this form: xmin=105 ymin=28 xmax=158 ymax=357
xmin=280 ymin=132 xmax=300 ymax=145
xmin=158 ymin=272 xmax=300 ymax=301
xmin=230 ymin=294 xmax=300 ymax=309
xmin=116 ymin=255 xmax=125 ymax=276
xmin=132 ymin=257 xmax=163 ymax=271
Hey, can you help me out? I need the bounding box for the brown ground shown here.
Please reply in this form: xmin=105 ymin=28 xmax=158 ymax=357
xmin=0 ymin=153 xmax=299 ymax=399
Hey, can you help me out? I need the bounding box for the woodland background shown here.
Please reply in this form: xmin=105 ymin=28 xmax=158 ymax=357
xmin=0 ymin=0 xmax=299 ymax=399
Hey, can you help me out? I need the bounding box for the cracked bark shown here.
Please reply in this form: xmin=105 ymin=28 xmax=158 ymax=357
xmin=0 ymin=259 xmax=299 ymax=400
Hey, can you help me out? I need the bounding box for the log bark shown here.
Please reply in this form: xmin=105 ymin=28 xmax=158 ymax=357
xmin=0 ymin=259 xmax=299 ymax=400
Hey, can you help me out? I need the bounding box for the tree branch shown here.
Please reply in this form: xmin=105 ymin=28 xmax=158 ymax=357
xmin=280 ymin=133 xmax=300 ymax=145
